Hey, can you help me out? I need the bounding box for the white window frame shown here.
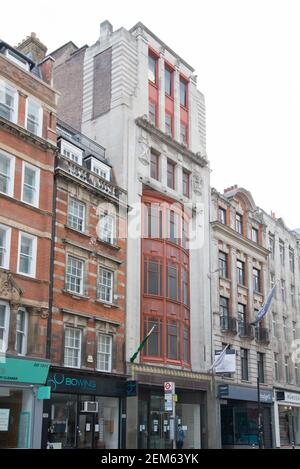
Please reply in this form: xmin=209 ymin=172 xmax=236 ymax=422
xmin=5 ymin=49 xmax=30 ymax=71
xmin=25 ymin=97 xmax=43 ymax=138
xmin=90 ymin=159 xmax=110 ymax=181
xmin=98 ymin=212 xmax=115 ymax=245
xmin=0 ymin=150 xmax=15 ymax=197
xmin=98 ymin=267 xmax=114 ymax=304
xmin=66 ymin=255 xmax=85 ymax=296
xmin=0 ymin=80 xmax=18 ymax=124
xmin=21 ymin=161 xmax=40 ymax=207
xmin=0 ymin=224 xmax=11 ymax=270
xmin=60 ymin=140 xmax=83 ymax=165
xmin=97 ymin=333 xmax=112 ymax=372
xmin=0 ymin=301 xmax=10 ymax=354
xmin=15 ymin=307 xmax=28 ymax=356
xmin=64 ymin=326 xmax=82 ymax=369
xmin=68 ymin=197 xmax=86 ymax=232
xmin=17 ymin=232 xmax=37 ymax=278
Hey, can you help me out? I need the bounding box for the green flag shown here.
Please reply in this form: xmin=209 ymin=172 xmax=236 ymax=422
xmin=130 ymin=326 xmax=155 ymax=363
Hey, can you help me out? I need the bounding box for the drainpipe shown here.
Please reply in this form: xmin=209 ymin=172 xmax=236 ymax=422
xmin=46 ymin=154 xmax=58 ymax=360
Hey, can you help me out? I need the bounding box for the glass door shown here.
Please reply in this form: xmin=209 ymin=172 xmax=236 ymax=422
xmin=77 ymin=412 xmax=94 ymax=449
xmin=149 ymin=411 xmax=172 ymax=449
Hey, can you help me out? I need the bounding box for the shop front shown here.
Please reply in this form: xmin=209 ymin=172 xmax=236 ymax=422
xmin=0 ymin=355 xmax=50 ymax=448
xmin=218 ymin=384 xmax=273 ymax=448
xmin=43 ymin=367 xmax=127 ymax=449
xmin=275 ymin=390 xmax=300 ymax=447
xmin=127 ymin=364 xmax=212 ymax=450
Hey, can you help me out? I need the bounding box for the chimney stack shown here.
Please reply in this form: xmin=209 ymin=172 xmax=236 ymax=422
xmin=100 ymin=20 xmax=113 ymax=41
xmin=224 ymin=185 xmax=238 ymax=194
xmin=16 ymin=32 xmax=47 ymax=63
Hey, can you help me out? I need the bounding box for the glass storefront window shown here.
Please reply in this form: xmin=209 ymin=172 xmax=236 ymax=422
xmin=48 ymin=393 xmax=77 ymax=449
xmin=95 ymin=396 xmax=119 ymax=449
xmin=0 ymin=387 xmax=32 ymax=448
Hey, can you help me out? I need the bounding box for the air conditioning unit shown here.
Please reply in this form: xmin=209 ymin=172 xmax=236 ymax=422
xmin=80 ymin=401 xmax=98 ymax=413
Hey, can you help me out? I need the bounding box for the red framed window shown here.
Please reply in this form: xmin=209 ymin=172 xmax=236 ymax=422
xmin=167 ymin=320 xmax=180 ymax=360
xmin=148 ymin=54 xmax=158 ymax=84
xmin=144 ymin=258 xmax=163 ymax=296
xmin=180 ymin=77 xmax=188 ymax=108
xmin=144 ymin=203 xmax=162 ymax=238
xmin=183 ymin=325 xmax=190 ymax=363
xmin=182 ymin=170 xmax=190 ymax=198
xmin=165 ymin=66 xmax=173 ymax=97
xmin=165 ymin=112 xmax=173 ymax=137
xmin=149 ymin=100 xmax=157 ymax=126
xmin=166 ymin=262 xmax=179 ymax=301
xmin=150 ymin=151 xmax=160 ymax=181
xmin=182 ymin=269 xmax=189 ymax=306
xmin=144 ymin=317 xmax=163 ymax=357
xmin=167 ymin=160 xmax=176 ymax=189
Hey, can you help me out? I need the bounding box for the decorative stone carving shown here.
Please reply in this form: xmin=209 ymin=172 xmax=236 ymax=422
xmin=0 ymin=271 xmax=23 ymax=303
xmin=138 ymin=129 xmax=150 ymax=166
xmin=192 ymin=171 xmax=204 ymax=195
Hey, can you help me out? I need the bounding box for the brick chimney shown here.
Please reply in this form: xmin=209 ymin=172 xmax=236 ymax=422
xmin=224 ymin=184 xmax=238 ymax=194
xmin=16 ymin=32 xmax=47 ymax=63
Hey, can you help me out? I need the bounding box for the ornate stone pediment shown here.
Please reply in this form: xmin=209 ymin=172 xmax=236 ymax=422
xmin=0 ymin=271 xmax=23 ymax=304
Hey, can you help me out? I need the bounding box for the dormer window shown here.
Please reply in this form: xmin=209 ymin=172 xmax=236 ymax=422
xmin=60 ymin=140 xmax=83 ymax=165
xmin=5 ymin=49 xmax=29 ymax=71
xmin=85 ymin=156 xmax=110 ymax=181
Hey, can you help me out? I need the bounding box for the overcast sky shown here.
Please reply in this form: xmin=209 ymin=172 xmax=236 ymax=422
xmin=2 ymin=1 xmax=300 ymax=228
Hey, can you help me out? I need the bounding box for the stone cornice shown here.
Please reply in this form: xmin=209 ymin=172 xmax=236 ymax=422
xmin=211 ymin=221 xmax=270 ymax=257
xmin=0 ymin=117 xmax=57 ymax=152
xmin=135 ymin=116 xmax=208 ymax=168
xmin=60 ymin=308 xmax=121 ymax=327
xmin=130 ymin=363 xmax=212 ymax=383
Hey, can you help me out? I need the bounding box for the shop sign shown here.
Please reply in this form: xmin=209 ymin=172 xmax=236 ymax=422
xmin=165 ymin=394 xmax=173 ymax=412
xmin=0 ymin=357 xmax=50 ymax=384
xmin=281 ymin=392 xmax=300 ymax=405
xmin=218 ymin=384 xmax=273 ymax=403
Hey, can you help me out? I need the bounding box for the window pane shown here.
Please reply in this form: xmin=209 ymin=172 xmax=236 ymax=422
xmin=19 ymin=235 xmax=33 ymax=275
xmin=27 ymin=100 xmax=41 ymax=135
xmin=66 ymin=257 xmax=83 ymax=294
xmin=165 ymin=68 xmax=172 ymax=95
xmin=68 ymin=198 xmax=85 ymax=232
xmin=148 ymin=55 xmax=157 ymax=83
xmin=64 ymin=328 xmax=81 ymax=368
xmin=0 ymin=153 xmax=10 ymax=194
xmin=180 ymin=79 xmax=187 ymax=107
xmin=167 ymin=321 xmax=179 ymax=360
xmin=165 ymin=113 xmax=172 ymax=136
xmin=98 ymin=268 xmax=113 ymax=303
xmin=99 ymin=214 xmax=114 ymax=244
xmin=0 ymin=84 xmax=15 ymax=121
xmin=23 ymin=165 xmax=37 ymax=204
xmin=97 ymin=334 xmax=112 ymax=372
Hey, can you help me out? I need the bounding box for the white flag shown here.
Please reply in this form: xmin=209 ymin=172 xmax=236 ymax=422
xmin=209 ymin=344 xmax=229 ymax=372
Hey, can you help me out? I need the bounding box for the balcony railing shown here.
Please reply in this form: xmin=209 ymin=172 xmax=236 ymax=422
xmin=220 ymin=316 xmax=238 ymax=334
xmin=57 ymin=155 xmax=122 ymax=201
xmin=239 ymin=321 xmax=255 ymax=339
xmin=255 ymin=327 xmax=270 ymax=344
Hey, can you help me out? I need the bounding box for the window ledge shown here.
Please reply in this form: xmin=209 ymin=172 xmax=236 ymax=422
xmin=63 ymin=290 xmax=90 ymax=300
xmin=95 ymin=299 xmax=119 ymax=309
xmin=64 ymin=225 xmax=91 ymax=239
xmin=96 ymin=238 xmax=120 ymax=251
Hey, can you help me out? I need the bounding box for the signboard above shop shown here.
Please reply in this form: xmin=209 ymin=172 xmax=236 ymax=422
xmin=0 ymin=357 xmax=50 ymax=384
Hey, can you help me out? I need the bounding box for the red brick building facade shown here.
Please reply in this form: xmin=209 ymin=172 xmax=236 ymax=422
xmin=0 ymin=35 xmax=57 ymax=448
xmin=43 ymin=121 xmax=128 ymax=449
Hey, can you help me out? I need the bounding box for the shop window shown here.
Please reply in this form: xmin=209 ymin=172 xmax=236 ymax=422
xmin=0 ymin=388 xmax=33 ymax=448
xmin=144 ymin=258 xmax=162 ymax=296
xmin=97 ymin=334 xmax=112 ymax=372
xmin=48 ymin=393 xmax=77 ymax=449
xmin=64 ymin=327 xmax=82 ymax=368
